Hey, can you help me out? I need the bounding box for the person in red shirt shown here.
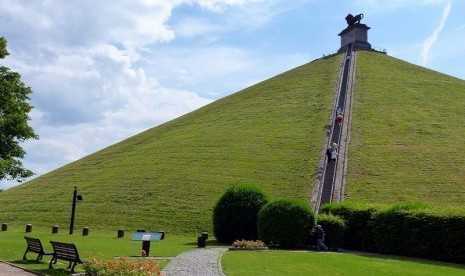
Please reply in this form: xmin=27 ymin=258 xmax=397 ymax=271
xmin=336 ymin=114 xmax=343 ymax=126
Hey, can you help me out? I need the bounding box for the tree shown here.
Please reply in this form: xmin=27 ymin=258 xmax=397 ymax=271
xmin=0 ymin=37 xmax=38 ymax=182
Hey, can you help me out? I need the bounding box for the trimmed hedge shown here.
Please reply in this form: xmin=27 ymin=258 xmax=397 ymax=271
xmin=321 ymin=201 xmax=465 ymax=264
xmin=257 ymin=199 xmax=316 ymax=248
xmin=372 ymin=205 xmax=465 ymax=262
xmin=320 ymin=201 xmax=385 ymax=251
xmin=371 ymin=202 xmax=431 ymax=256
xmin=213 ymin=184 xmax=269 ymax=243
xmin=316 ymin=213 xmax=346 ymax=250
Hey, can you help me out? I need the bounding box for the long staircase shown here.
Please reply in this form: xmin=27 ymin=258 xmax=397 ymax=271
xmin=312 ymin=45 xmax=356 ymax=212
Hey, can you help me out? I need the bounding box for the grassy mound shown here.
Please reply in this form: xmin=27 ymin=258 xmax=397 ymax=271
xmin=347 ymin=51 xmax=465 ymax=204
xmin=0 ymin=55 xmax=340 ymax=233
xmin=2 ymin=51 xmax=464 ymax=235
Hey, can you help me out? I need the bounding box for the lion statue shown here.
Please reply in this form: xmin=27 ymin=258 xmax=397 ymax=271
xmin=345 ymin=13 xmax=364 ymax=25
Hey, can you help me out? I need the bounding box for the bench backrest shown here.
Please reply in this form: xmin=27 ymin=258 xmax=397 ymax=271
xmin=50 ymin=241 xmax=81 ymax=261
xmin=25 ymin=237 xmax=44 ymax=253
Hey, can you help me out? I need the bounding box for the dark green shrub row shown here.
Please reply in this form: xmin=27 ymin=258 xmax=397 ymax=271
xmin=320 ymin=201 xmax=385 ymax=251
xmin=214 ymin=184 xmax=347 ymax=249
xmin=315 ymin=213 xmax=346 ymax=250
xmin=321 ymin=201 xmax=465 ymax=263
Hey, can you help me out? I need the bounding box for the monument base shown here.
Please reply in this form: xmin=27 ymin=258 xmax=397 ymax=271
xmin=338 ymin=23 xmax=372 ymax=53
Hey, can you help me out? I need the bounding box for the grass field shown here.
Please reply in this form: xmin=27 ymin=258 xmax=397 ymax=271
xmin=0 ymin=228 xmax=465 ymax=276
xmin=222 ymin=250 xmax=465 ymax=276
xmin=0 ymin=226 xmax=208 ymax=275
xmin=2 ymin=227 xmax=465 ymax=276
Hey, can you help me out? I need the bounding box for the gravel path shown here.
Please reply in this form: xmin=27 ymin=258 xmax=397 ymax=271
xmin=163 ymin=247 xmax=228 ymax=276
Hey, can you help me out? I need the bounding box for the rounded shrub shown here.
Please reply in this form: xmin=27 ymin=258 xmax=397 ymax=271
xmin=213 ymin=184 xmax=269 ymax=244
xmin=257 ymin=199 xmax=316 ymax=248
xmin=316 ymin=213 xmax=346 ymax=250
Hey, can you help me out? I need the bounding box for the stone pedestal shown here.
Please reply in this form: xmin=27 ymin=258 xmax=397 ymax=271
xmin=338 ymin=23 xmax=372 ymax=53
xmin=25 ymin=224 xmax=32 ymax=233
xmin=82 ymin=226 xmax=90 ymax=236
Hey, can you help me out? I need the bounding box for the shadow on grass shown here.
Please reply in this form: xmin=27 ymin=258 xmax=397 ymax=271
xmin=10 ymin=259 xmax=81 ymax=276
xmin=10 ymin=259 xmax=41 ymax=265
xmin=183 ymin=240 xmax=226 ymax=247
xmin=35 ymin=268 xmax=73 ymax=276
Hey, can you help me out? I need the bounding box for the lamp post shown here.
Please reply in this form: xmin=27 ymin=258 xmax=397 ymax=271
xmin=69 ymin=186 xmax=82 ymax=235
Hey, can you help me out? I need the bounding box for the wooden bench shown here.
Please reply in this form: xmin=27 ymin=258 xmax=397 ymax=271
xmin=48 ymin=241 xmax=84 ymax=273
xmin=23 ymin=236 xmax=53 ymax=261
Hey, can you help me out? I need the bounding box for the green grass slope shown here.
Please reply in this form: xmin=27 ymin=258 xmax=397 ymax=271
xmin=347 ymin=51 xmax=465 ymax=204
xmin=0 ymin=55 xmax=341 ymax=234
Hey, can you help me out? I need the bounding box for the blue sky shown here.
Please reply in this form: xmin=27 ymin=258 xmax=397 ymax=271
xmin=1 ymin=0 xmax=464 ymax=189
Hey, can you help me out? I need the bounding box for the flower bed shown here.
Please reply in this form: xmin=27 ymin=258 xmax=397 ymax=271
xmin=83 ymin=255 xmax=161 ymax=276
xmin=229 ymin=239 xmax=268 ymax=251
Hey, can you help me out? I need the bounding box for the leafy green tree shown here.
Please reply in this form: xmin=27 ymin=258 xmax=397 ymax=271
xmin=0 ymin=37 xmax=38 ymax=182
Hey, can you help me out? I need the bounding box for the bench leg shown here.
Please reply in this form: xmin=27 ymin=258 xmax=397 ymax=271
xmin=36 ymin=253 xmax=42 ymax=261
xmin=22 ymin=249 xmax=29 ymax=261
xmin=70 ymin=262 xmax=77 ymax=273
xmin=66 ymin=261 xmax=72 ymax=269
xmin=48 ymin=257 xmax=55 ymax=269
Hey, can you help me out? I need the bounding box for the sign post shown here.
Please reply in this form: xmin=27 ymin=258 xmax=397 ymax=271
xmin=131 ymin=232 xmax=163 ymax=256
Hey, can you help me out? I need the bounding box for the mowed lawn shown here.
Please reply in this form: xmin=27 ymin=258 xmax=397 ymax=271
xmin=0 ymin=227 xmax=205 ymax=275
xmin=347 ymin=51 xmax=465 ymax=204
xmin=222 ymin=250 xmax=465 ymax=276
xmin=2 ymin=228 xmax=465 ymax=276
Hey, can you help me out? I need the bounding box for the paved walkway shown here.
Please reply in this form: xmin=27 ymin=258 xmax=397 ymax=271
xmin=0 ymin=261 xmax=39 ymax=276
xmin=0 ymin=247 xmax=228 ymax=276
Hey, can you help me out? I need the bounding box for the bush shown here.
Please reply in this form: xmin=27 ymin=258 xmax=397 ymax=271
xmin=213 ymin=184 xmax=269 ymax=243
xmin=257 ymin=199 xmax=316 ymax=248
xmin=316 ymin=213 xmax=346 ymax=250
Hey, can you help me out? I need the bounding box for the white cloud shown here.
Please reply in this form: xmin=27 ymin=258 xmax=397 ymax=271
xmin=421 ymin=22 xmax=465 ymax=79
xmin=0 ymin=0 xmax=212 ymax=189
xmin=2 ymin=0 xmax=463 ymax=190
xmin=4 ymin=0 xmax=293 ymax=189
xmin=420 ymin=1 xmax=452 ymax=66
xmin=192 ymin=0 xmax=267 ymax=12
xmin=172 ymin=17 xmax=222 ymax=39
xmin=355 ymin=0 xmax=452 ymax=12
